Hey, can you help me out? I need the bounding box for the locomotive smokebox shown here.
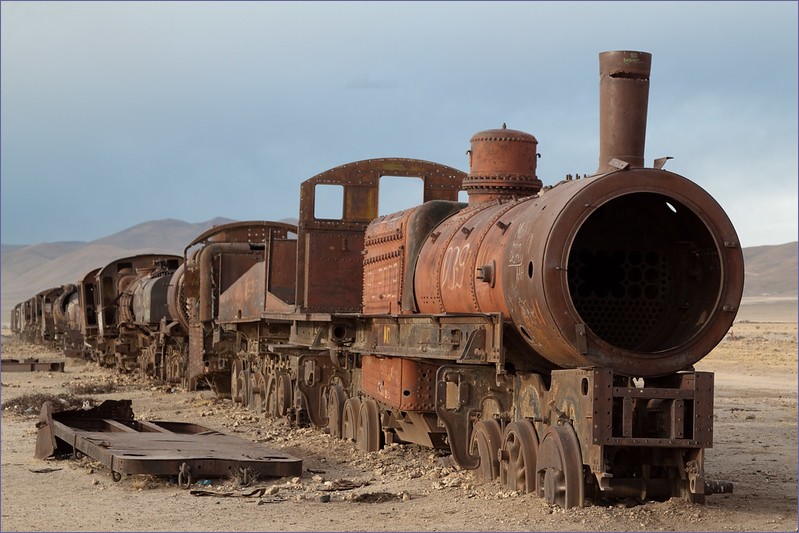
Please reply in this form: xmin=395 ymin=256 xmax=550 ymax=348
xmin=598 ymin=50 xmax=651 ymax=173
xmin=501 ymin=170 xmax=744 ymax=377
xmin=463 ymin=126 xmax=542 ymax=204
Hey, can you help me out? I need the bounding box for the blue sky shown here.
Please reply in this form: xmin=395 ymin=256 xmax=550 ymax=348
xmin=2 ymin=1 xmax=797 ymax=247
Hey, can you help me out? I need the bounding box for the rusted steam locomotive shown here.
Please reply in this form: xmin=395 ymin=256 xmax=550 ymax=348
xmin=10 ymin=51 xmax=743 ymax=508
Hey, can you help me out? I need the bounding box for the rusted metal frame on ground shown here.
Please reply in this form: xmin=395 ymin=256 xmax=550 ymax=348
xmin=35 ymin=400 xmax=302 ymax=483
xmin=1 ymin=358 xmax=65 ymax=372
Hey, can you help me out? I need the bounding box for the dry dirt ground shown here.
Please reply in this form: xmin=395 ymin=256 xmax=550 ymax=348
xmin=1 ymin=319 xmax=797 ymax=532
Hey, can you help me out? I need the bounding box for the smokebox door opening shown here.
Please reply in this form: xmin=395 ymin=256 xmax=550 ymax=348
xmin=566 ymin=192 xmax=722 ymax=353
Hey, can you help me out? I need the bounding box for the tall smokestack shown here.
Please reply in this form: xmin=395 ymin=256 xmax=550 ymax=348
xmin=597 ymin=50 xmax=652 ymax=174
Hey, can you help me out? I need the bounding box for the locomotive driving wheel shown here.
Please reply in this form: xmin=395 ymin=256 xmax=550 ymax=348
xmin=536 ymin=425 xmax=584 ymax=509
xmin=357 ymin=399 xmax=382 ymax=452
xmin=469 ymin=419 xmax=503 ymax=481
xmin=499 ymin=420 xmax=539 ymax=493
xmin=265 ymin=376 xmax=278 ymax=418
xmin=251 ymin=372 xmax=267 ymax=416
xmin=326 ymin=384 xmax=346 ymax=439
xmin=341 ymin=398 xmax=361 ymax=442
xmin=276 ymin=372 xmax=293 ymax=418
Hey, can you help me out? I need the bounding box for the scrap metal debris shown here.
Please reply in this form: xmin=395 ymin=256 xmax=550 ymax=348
xmin=28 ymin=467 xmax=62 ymax=474
xmin=190 ymin=487 xmax=269 ymax=498
xmin=318 ymin=479 xmax=369 ymax=492
xmin=35 ymin=399 xmax=302 ymax=485
xmin=352 ymin=491 xmax=402 ymax=503
xmin=2 ymin=358 xmax=64 ymax=372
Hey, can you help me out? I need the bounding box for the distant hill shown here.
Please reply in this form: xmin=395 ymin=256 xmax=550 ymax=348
xmin=89 ymin=217 xmax=234 ymax=251
xmin=1 ymin=222 xmax=795 ymax=325
xmin=741 ymin=242 xmax=797 ymax=298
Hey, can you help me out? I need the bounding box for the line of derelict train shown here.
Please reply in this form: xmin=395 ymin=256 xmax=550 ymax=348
xmin=9 ymin=51 xmax=744 ymax=508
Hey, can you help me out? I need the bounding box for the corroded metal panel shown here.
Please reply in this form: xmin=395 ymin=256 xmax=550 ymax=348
xmin=363 ymin=211 xmax=407 ymax=314
xmin=304 ymin=231 xmax=365 ymax=312
xmin=269 ymin=240 xmax=298 ymax=305
xmin=361 ymin=355 xmax=437 ymax=411
xmin=296 ymin=158 xmax=466 ymax=313
xmin=218 ymin=261 xmax=267 ymax=321
xmin=363 ymin=201 xmax=464 ymax=315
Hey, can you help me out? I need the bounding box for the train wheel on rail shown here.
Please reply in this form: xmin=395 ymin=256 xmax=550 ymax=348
xmin=326 ymin=384 xmax=346 ymax=438
xmin=499 ymin=420 xmax=539 ymax=493
xmin=341 ymin=397 xmax=361 ymax=442
xmin=536 ymin=425 xmax=584 ymax=509
xmin=469 ymin=419 xmax=503 ymax=481
xmin=357 ymin=399 xmax=382 ymax=452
